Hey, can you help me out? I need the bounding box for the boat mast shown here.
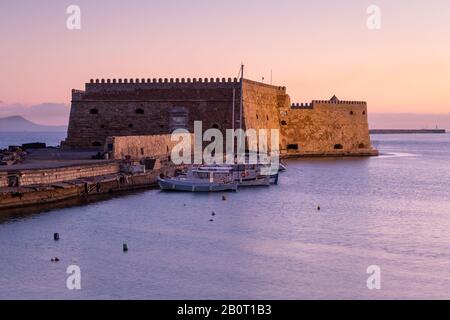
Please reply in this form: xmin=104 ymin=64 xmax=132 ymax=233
xmin=238 ymin=64 xmax=244 ymax=165
xmin=232 ymin=87 xmax=235 ymax=131
xmin=239 ymin=64 xmax=244 ymax=130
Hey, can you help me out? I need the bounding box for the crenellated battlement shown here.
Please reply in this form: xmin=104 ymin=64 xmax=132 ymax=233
xmin=291 ymin=102 xmax=314 ymax=109
xmin=85 ymin=77 xmax=243 ymax=92
xmin=312 ymin=100 xmax=366 ymax=105
xmin=89 ymin=77 xmax=240 ymax=84
xmin=291 ymin=100 xmax=366 ymax=110
xmin=84 ymin=77 xmax=287 ymax=93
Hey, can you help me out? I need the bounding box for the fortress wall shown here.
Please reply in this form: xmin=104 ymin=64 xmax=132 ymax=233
xmin=15 ymin=162 xmax=120 ymax=186
xmin=106 ymin=134 xmax=194 ymax=160
xmin=279 ymin=100 xmax=376 ymax=155
xmin=0 ymin=172 xmax=7 ymax=188
xmin=65 ymin=100 xmax=174 ymax=148
xmin=64 ymin=83 xmax=240 ymax=149
xmin=242 ymin=80 xmax=290 ymax=151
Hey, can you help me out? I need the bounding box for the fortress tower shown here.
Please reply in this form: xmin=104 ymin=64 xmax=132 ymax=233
xmin=280 ymin=96 xmax=376 ymax=156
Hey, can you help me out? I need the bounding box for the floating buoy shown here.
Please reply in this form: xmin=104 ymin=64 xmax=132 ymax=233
xmin=54 ymin=233 xmax=60 ymax=241
xmin=212 ymin=211 xmax=216 ymax=216
xmin=123 ymin=243 xmax=128 ymax=252
xmin=222 ymin=195 xmax=227 ymax=201
xmin=317 ymin=205 xmax=321 ymax=211
xmin=209 ymin=219 xmax=214 ymax=222
xmin=55 ymin=257 xmax=60 ymax=262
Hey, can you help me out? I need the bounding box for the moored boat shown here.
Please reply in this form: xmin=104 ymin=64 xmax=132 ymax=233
xmin=157 ymin=169 xmax=238 ymax=192
xmin=198 ymin=164 xmax=276 ymax=187
xmin=158 ymin=158 xmax=282 ymax=192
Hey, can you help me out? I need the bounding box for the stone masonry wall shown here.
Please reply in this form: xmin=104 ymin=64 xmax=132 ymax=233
xmin=279 ymin=100 xmax=376 ymax=156
xmin=16 ymin=162 xmax=120 ymax=186
xmin=242 ymin=80 xmax=289 ymax=152
xmin=106 ymin=134 xmax=194 ymax=160
xmin=64 ymin=78 xmax=241 ymax=149
xmin=0 ymin=172 xmax=7 ymax=188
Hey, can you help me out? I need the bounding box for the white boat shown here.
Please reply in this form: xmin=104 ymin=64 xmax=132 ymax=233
xmin=198 ymin=163 xmax=278 ymax=187
xmin=158 ymin=169 xmax=238 ymax=192
xmin=158 ymin=158 xmax=282 ymax=192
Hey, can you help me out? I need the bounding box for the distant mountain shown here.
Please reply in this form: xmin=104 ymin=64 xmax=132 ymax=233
xmin=0 ymin=102 xmax=70 ymax=126
xmin=0 ymin=116 xmax=67 ymax=132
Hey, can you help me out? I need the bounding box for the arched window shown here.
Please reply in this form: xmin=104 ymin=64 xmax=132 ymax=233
xmin=363 ymin=111 xmax=366 ymax=115
xmin=358 ymin=143 xmax=365 ymax=149
xmin=334 ymin=144 xmax=343 ymax=150
xmin=135 ymin=108 xmax=145 ymax=114
xmin=212 ymin=123 xmax=219 ymax=129
xmin=350 ymin=111 xmax=354 ymax=115
xmin=281 ymin=120 xmax=287 ymax=126
xmin=90 ymin=108 xmax=99 ymax=115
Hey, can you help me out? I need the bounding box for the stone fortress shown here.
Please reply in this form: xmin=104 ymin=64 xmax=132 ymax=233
xmin=63 ymin=77 xmax=378 ymax=158
xmin=1 ymin=76 xmax=378 ymax=211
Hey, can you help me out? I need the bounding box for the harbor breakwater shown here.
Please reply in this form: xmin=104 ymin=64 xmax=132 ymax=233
xmin=369 ymin=129 xmax=446 ymax=134
xmin=0 ymin=162 xmax=180 ymax=212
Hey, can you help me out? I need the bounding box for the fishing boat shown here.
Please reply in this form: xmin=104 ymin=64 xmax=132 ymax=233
xmin=157 ymin=168 xmax=238 ymax=192
xmin=198 ymin=163 xmax=278 ymax=187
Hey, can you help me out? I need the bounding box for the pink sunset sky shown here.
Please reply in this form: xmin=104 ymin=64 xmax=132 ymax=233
xmin=0 ymin=0 xmax=449 ymax=122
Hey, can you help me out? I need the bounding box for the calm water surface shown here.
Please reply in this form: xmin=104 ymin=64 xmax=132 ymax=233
xmin=0 ymin=131 xmax=67 ymax=149
xmin=0 ymin=134 xmax=449 ymax=299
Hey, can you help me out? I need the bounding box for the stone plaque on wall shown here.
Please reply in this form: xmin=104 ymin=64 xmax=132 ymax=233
xmin=169 ymin=106 xmax=188 ymax=131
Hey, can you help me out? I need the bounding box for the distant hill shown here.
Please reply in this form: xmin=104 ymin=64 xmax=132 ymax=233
xmin=0 ymin=102 xmax=70 ymax=126
xmin=0 ymin=116 xmax=67 ymax=132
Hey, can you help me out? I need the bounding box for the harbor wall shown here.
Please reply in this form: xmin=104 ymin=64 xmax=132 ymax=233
xmin=105 ymin=134 xmax=194 ymax=160
xmin=0 ymin=167 xmax=178 ymax=211
xmin=5 ymin=162 xmax=120 ymax=187
xmin=369 ymin=129 xmax=446 ymax=134
xmin=0 ymin=161 xmax=184 ymax=211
